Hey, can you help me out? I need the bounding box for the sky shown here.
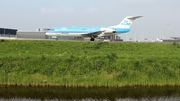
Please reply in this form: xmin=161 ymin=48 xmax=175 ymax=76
xmin=0 ymin=0 xmax=180 ymax=41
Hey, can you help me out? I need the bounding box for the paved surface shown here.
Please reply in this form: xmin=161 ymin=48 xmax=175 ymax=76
xmin=0 ymin=37 xmax=16 ymax=40
xmin=0 ymin=37 xmax=49 ymax=40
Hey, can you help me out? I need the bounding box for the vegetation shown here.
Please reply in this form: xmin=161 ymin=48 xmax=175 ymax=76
xmin=0 ymin=40 xmax=180 ymax=87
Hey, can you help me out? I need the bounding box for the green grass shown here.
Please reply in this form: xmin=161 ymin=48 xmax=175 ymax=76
xmin=0 ymin=40 xmax=180 ymax=87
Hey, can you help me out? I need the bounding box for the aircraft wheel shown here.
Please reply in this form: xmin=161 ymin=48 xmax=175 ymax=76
xmin=90 ymin=38 xmax=95 ymax=41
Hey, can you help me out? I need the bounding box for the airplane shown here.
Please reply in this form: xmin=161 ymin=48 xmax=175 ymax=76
xmin=45 ymin=16 xmax=143 ymax=41
xmin=156 ymin=38 xmax=163 ymax=42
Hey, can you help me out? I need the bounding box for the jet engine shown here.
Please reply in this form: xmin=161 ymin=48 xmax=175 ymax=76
xmin=100 ymin=28 xmax=116 ymax=34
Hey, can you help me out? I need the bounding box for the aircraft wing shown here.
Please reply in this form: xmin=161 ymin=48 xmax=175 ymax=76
xmin=82 ymin=31 xmax=102 ymax=37
xmin=88 ymin=31 xmax=102 ymax=36
xmin=85 ymin=28 xmax=116 ymax=37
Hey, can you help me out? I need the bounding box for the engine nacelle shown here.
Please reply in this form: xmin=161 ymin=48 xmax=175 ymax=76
xmin=104 ymin=30 xmax=116 ymax=34
xmin=100 ymin=28 xmax=116 ymax=34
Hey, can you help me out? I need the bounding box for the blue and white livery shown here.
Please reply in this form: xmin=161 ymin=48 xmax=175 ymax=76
xmin=46 ymin=16 xmax=143 ymax=41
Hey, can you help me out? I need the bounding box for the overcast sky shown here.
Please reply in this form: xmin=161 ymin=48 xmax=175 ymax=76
xmin=0 ymin=0 xmax=180 ymax=40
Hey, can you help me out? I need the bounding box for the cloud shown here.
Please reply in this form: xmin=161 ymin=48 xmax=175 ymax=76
xmin=40 ymin=6 xmax=74 ymax=15
xmin=60 ymin=6 xmax=74 ymax=13
xmin=41 ymin=7 xmax=57 ymax=14
xmin=122 ymin=0 xmax=155 ymax=3
xmin=86 ymin=7 xmax=100 ymax=13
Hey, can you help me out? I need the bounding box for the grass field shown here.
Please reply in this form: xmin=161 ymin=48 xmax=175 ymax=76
xmin=0 ymin=40 xmax=180 ymax=87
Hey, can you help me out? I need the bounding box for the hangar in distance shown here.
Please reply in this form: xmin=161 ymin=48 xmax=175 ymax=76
xmin=45 ymin=16 xmax=143 ymax=41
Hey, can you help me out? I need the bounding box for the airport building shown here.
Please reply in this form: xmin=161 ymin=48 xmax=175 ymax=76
xmin=16 ymin=28 xmax=51 ymax=39
xmin=0 ymin=28 xmax=50 ymax=39
xmin=17 ymin=31 xmax=47 ymax=39
xmin=0 ymin=28 xmax=17 ymax=37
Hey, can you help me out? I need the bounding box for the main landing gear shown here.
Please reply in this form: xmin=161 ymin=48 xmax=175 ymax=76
xmin=90 ymin=36 xmax=95 ymax=41
xmin=90 ymin=37 xmax=95 ymax=41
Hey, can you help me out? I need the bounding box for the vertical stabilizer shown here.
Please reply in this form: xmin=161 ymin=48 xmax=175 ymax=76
xmin=111 ymin=16 xmax=143 ymax=28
